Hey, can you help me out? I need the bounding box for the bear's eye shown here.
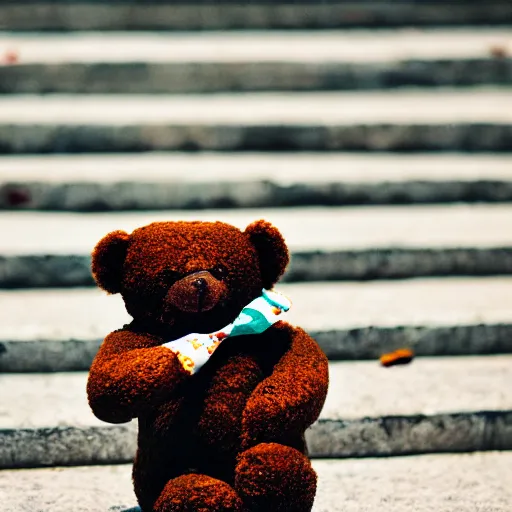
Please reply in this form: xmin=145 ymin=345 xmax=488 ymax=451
xmin=159 ymin=269 xmax=182 ymax=285
xmin=211 ymin=265 xmax=228 ymax=280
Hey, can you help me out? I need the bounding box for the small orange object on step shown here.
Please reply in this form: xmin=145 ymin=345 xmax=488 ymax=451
xmin=3 ymin=49 xmax=19 ymax=65
xmin=379 ymin=348 xmax=415 ymax=368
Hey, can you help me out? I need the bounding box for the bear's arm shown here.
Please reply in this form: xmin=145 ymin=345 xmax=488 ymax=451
xmin=241 ymin=323 xmax=329 ymax=448
xmin=87 ymin=329 xmax=190 ymax=424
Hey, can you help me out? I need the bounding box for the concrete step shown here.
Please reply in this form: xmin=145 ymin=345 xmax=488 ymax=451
xmin=0 ymin=89 xmax=511 ymax=153
xmin=1 ymin=2 xmax=511 ymax=31
xmin=2 ymin=452 xmax=512 ymax=512
xmin=3 ymin=30 xmax=511 ymax=64
xmin=1 ymin=356 xmax=511 ymax=468
xmin=1 ymin=30 xmax=511 ymax=93
xmin=3 ymin=153 xmax=512 ymax=210
xmin=1 ymin=278 xmax=512 ymax=371
xmin=1 ymin=204 xmax=512 ymax=287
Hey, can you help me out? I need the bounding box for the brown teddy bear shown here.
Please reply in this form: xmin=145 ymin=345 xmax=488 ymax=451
xmin=87 ymin=220 xmax=329 ymax=512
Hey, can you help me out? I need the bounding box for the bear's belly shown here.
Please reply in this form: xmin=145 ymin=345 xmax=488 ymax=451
xmin=141 ymin=350 xmax=266 ymax=460
xmin=133 ymin=330 xmax=291 ymax=504
xmin=195 ymin=354 xmax=265 ymax=455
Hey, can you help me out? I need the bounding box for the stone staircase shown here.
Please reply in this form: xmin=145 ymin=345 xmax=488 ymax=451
xmin=1 ymin=2 xmax=512 ymax=511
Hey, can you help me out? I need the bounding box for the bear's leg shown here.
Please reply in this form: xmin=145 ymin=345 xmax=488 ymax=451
xmin=152 ymin=473 xmax=244 ymax=512
xmin=234 ymin=443 xmax=317 ymax=512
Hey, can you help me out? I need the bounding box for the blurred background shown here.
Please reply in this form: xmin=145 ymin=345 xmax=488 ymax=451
xmin=0 ymin=1 xmax=511 ymax=510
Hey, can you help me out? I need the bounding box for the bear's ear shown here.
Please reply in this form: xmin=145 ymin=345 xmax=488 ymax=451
xmin=245 ymin=220 xmax=289 ymax=289
xmin=91 ymin=230 xmax=130 ymax=294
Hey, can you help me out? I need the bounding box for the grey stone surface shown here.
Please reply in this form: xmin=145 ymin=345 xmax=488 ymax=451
xmin=289 ymin=247 xmax=512 ymax=281
xmin=0 ymin=425 xmax=137 ymax=469
xmin=4 ymin=152 xmax=512 ymax=207
xmin=2 ymin=452 xmax=512 ymax=511
xmin=2 ymin=203 xmax=512 ymax=250
xmin=3 ymin=152 xmax=512 ymax=209
xmin=314 ymin=324 xmax=512 ymax=360
xmin=0 ymin=30 xmax=511 ymax=93
xmin=3 ymin=324 xmax=512 ymax=372
xmin=2 ymin=60 xmax=510 ymax=94
xmin=2 ymin=276 xmax=512 ymax=340
xmin=2 ymin=277 xmax=512 ymax=341
xmin=1 ymin=123 xmax=510 ymax=153
xmin=1 ymin=464 xmax=136 ymax=512
xmin=1 ymin=90 xmax=511 ymax=124
xmin=3 ymin=357 xmax=511 ymax=428
xmin=307 ymin=412 xmax=512 ymax=457
xmin=3 ymin=247 xmax=512 ymax=288
xmin=2 ymin=152 xmax=512 ymax=184
xmin=3 ymin=276 xmax=512 ymax=370
xmin=1 ymin=410 xmax=512 ymax=470
xmin=312 ymin=452 xmax=512 ymax=512
xmin=0 ymin=357 xmax=510 ymax=467
xmin=320 ymin=357 xmax=512 ymax=420
xmin=1 ymin=2 xmax=512 ymax=31
xmin=0 ymin=90 xmax=511 ymax=153
xmin=2 ymin=31 xmax=510 ymax=64
xmin=0 ymin=338 xmax=103 ymax=372
xmin=3 ymin=202 xmax=512 ymax=284
xmin=2 ymin=30 xmax=512 ymax=63
xmin=4 ymin=179 xmax=512 ymax=211
xmin=0 ymin=254 xmax=94 ymax=288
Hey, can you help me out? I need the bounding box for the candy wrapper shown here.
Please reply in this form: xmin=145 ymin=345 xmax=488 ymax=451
xmin=163 ymin=289 xmax=291 ymax=374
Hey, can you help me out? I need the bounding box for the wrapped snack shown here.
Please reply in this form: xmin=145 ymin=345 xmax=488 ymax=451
xmin=163 ymin=288 xmax=291 ymax=374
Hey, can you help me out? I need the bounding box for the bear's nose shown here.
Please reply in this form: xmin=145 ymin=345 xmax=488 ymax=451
xmin=166 ymin=271 xmax=226 ymax=313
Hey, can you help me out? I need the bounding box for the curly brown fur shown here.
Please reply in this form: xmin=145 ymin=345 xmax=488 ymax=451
xmin=87 ymin=220 xmax=329 ymax=512
xmin=235 ymin=443 xmax=317 ymax=512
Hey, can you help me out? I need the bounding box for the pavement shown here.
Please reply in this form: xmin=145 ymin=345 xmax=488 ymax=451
xmin=0 ymin=30 xmax=510 ymax=63
xmin=3 ymin=153 xmax=512 ymax=210
xmin=2 ymin=205 xmax=512 ymax=287
xmin=1 ymin=1 xmax=511 ymax=31
xmin=1 ymin=90 xmax=511 ymax=124
xmin=1 ymin=89 xmax=510 ymax=153
xmin=3 ymin=277 xmax=512 ymax=371
xmin=2 ymin=152 xmax=512 ymax=183
xmin=2 ymin=452 xmax=512 ymax=512
xmin=1 ymin=356 xmax=511 ymax=468
xmin=3 ymin=205 xmax=512 ymax=253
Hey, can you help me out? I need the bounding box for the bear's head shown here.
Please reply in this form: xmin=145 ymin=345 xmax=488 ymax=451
xmin=91 ymin=220 xmax=289 ymax=335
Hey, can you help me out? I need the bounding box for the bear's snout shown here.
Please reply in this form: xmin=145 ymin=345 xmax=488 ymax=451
xmin=166 ymin=271 xmax=226 ymax=313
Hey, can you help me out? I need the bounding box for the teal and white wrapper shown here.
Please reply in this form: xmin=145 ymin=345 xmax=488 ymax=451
xmin=163 ymin=289 xmax=291 ymax=374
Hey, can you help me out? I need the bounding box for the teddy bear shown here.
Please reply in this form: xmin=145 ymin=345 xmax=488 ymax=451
xmin=87 ymin=219 xmax=329 ymax=512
